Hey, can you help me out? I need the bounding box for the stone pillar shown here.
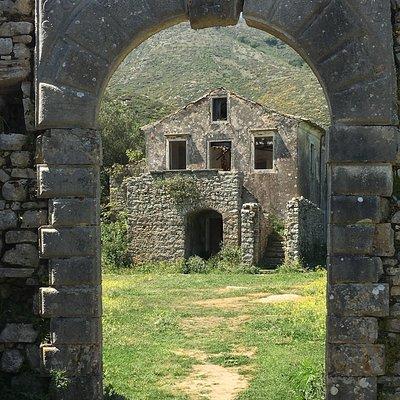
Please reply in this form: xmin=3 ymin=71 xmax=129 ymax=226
xmin=241 ymin=203 xmax=260 ymax=266
xmin=326 ymin=126 xmax=397 ymax=399
xmin=36 ymin=129 xmax=103 ymax=399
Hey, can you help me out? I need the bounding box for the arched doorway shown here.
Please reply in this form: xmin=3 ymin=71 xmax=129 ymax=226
xmin=34 ymin=1 xmax=397 ymax=398
xmin=186 ymin=209 xmax=223 ymax=259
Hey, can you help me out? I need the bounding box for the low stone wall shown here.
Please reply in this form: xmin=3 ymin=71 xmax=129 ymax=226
xmin=125 ymin=170 xmax=243 ymax=264
xmin=285 ymin=197 xmax=326 ymax=267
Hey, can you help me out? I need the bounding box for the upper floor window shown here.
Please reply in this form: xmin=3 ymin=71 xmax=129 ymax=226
xmin=209 ymin=141 xmax=231 ymax=171
xmin=168 ymin=140 xmax=187 ymax=170
xmin=212 ymin=97 xmax=228 ymax=122
xmin=254 ymin=135 xmax=274 ymax=170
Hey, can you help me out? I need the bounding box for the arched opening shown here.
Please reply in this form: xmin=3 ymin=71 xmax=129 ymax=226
xmin=186 ymin=209 xmax=223 ymax=259
xmin=34 ymin=1 xmax=397 ymax=399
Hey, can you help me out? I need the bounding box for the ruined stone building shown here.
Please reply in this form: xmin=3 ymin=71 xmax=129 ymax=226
xmin=113 ymin=89 xmax=327 ymax=267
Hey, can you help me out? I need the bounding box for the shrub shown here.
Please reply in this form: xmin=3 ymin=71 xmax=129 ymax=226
xmin=267 ymin=214 xmax=285 ymax=237
xmin=101 ymin=210 xmax=131 ymax=271
xmin=157 ymin=175 xmax=200 ymax=206
xmin=277 ymin=258 xmax=306 ymax=273
xmin=209 ymin=246 xmax=259 ymax=274
xmin=289 ymin=361 xmax=325 ymax=400
xmin=183 ymin=256 xmax=209 ymax=274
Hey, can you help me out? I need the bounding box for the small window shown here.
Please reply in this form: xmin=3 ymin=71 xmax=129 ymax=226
xmin=212 ymin=97 xmax=228 ymax=121
xmin=310 ymin=143 xmax=316 ymax=177
xmin=209 ymin=141 xmax=231 ymax=171
xmin=254 ymin=136 xmax=274 ymax=170
xmin=169 ymin=140 xmax=187 ymax=170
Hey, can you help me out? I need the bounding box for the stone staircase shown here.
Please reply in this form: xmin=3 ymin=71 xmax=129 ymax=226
xmin=262 ymin=233 xmax=285 ymax=269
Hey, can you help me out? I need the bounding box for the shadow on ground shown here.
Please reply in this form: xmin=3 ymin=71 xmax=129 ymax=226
xmin=104 ymin=385 xmax=129 ymax=400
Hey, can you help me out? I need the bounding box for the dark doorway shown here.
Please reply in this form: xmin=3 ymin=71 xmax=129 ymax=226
xmin=186 ymin=209 xmax=223 ymax=259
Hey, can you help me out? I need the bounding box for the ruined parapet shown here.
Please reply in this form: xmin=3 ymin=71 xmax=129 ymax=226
xmin=285 ymin=197 xmax=326 ymax=267
xmin=240 ymin=203 xmax=260 ymax=266
xmin=125 ymin=170 xmax=242 ymax=264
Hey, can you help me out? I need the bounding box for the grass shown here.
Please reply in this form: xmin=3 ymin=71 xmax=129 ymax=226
xmin=103 ymin=270 xmax=326 ymax=400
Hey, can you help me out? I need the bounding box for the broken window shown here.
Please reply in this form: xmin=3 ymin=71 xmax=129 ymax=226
xmin=212 ymin=97 xmax=228 ymax=121
xmin=209 ymin=141 xmax=232 ymax=171
xmin=169 ymin=140 xmax=187 ymax=170
xmin=254 ymin=136 xmax=274 ymax=170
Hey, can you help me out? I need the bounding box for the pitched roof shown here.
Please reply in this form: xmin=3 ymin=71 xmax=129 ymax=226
xmin=141 ymin=88 xmax=325 ymax=132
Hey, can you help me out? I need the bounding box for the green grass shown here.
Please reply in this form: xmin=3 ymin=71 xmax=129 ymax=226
xmin=103 ymin=271 xmax=326 ymax=400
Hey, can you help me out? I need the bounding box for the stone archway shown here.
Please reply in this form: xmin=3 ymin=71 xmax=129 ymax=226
xmin=34 ymin=1 xmax=398 ymax=399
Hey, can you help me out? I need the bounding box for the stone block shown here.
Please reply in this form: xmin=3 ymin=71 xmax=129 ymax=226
xmin=0 ymin=209 xmax=18 ymax=230
xmin=328 ymin=126 xmax=398 ymax=163
xmin=49 ymin=198 xmax=98 ymax=227
xmin=3 ymin=244 xmax=39 ymax=268
xmin=0 ymin=267 xmax=34 ymax=278
xmin=329 ymin=256 xmax=383 ymax=283
xmin=328 ymin=316 xmax=378 ymax=343
xmin=39 ymin=287 xmax=100 ymax=317
xmin=0 ymin=323 xmax=38 ymax=343
xmin=331 ymin=196 xmax=388 ymax=224
xmin=0 ymin=59 xmax=30 ymax=87
xmin=50 ymin=318 xmax=100 ymax=344
xmin=188 ymin=0 xmax=243 ymax=29
xmin=0 ymin=21 xmax=33 ymax=36
xmin=0 ymin=37 xmax=12 ymax=55
xmin=331 ymin=164 xmax=393 ymax=196
xmin=37 ymin=165 xmax=98 ymax=198
xmin=2 ymin=179 xmax=28 ymax=201
xmin=384 ymin=319 xmax=400 ymax=333
xmin=373 ymin=223 xmax=395 ymax=257
xmin=40 ymin=227 xmax=99 ymax=258
xmin=0 ymin=349 xmax=24 ymax=373
xmin=5 ymin=230 xmax=37 ymax=244
xmin=49 ymin=257 xmax=100 ymax=286
xmin=41 ymin=345 xmax=101 ymax=376
xmin=10 ymin=151 xmax=30 ymax=167
xmin=0 ymin=133 xmax=27 ymax=150
xmin=13 ymin=43 xmax=30 ymax=59
xmin=330 ymin=225 xmax=374 ymax=255
xmin=329 ymin=284 xmax=389 ymax=317
xmin=327 ymin=376 xmax=376 ymax=399
xmin=328 ymin=344 xmax=385 ymax=376
xmin=37 ymin=129 xmax=102 ymax=165
xmin=21 ymin=210 xmax=48 ymax=228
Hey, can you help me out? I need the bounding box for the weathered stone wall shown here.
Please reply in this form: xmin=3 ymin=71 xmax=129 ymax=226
xmin=285 ymin=197 xmax=326 ymax=267
xmin=0 ymin=2 xmax=50 ymax=397
xmin=125 ymin=170 xmax=242 ymax=263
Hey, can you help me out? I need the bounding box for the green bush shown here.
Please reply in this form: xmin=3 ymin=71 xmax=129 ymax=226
xmin=157 ymin=175 xmax=200 ymax=206
xmin=277 ymin=258 xmax=306 ymax=273
xmin=289 ymin=361 xmax=325 ymax=400
xmin=183 ymin=256 xmax=209 ymax=274
xmin=101 ymin=210 xmax=131 ymax=271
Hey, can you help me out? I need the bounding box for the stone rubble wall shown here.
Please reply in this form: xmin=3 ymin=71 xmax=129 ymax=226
xmin=240 ymin=203 xmax=261 ymax=266
xmin=124 ymin=170 xmax=242 ymax=264
xmin=285 ymin=197 xmax=326 ymax=267
xmin=0 ymin=1 xmax=50 ymax=397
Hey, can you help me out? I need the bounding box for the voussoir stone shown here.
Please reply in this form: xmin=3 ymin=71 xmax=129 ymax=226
xmin=2 ymin=243 xmax=39 ymax=268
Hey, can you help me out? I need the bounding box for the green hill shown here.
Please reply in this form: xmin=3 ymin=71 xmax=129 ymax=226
xmin=107 ymin=21 xmax=329 ymax=127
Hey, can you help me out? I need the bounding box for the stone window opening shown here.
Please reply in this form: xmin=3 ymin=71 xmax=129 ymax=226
xmin=208 ymin=141 xmax=232 ymax=171
xmin=310 ymin=142 xmax=316 ymax=178
xmin=253 ymin=135 xmax=274 ymax=170
xmin=212 ymin=96 xmax=228 ymax=121
xmin=168 ymin=139 xmax=187 ymax=170
xmin=186 ymin=209 xmax=223 ymax=259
